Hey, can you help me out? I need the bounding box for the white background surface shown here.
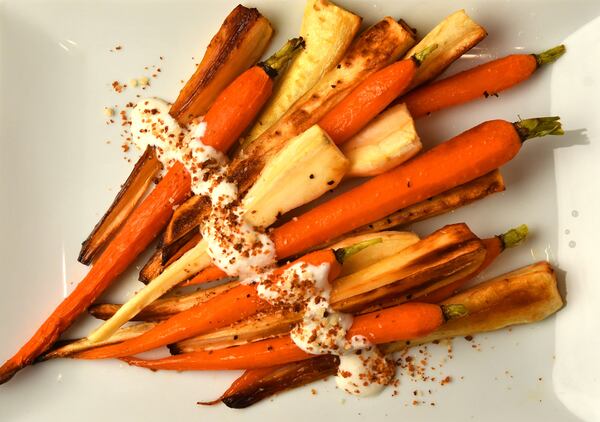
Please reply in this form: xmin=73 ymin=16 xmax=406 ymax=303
xmin=1 ymin=0 xmax=599 ymax=421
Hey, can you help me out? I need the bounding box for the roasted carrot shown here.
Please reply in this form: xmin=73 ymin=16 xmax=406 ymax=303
xmin=75 ymin=247 xmax=346 ymax=360
xmin=402 ymin=45 xmax=566 ymax=119
xmin=119 ymin=302 xmax=462 ymax=371
xmin=318 ymin=45 xmax=436 ymax=145
xmin=201 ymin=38 xmax=305 ymax=152
xmin=199 ymin=366 xmax=281 ymax=405
xmin=0 ymin=162 xmax=191 ymax=384
xmin=420 ymin=224 xmax=528 ymax=304
xmin=272 ymin=117 xmax=563 ymax=259
xmin=181 ymin=265 xmax=228 ymax=287
xmin=212 ymin=356 xmax=339 ymax=408
xmin=0 ymin=39 xmax=305 ymax=385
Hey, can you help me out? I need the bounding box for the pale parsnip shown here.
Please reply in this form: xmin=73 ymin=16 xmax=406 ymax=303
xmin=382 ymin=261 xmax=563 ymax=353
xmin=243 ymin=125 xmax=349 ymax=228
xmin=247 ymin=0 xmax=361 ymax=142
xmin=341 ymin=103 xmax=421 ymax=177
xmin=330 ymin=224 xmax=486 ymax=312
xmin=331 ymin=231 xmax=420 ymax=276
xmin=403 ymin=10 xmax=487 ymax=89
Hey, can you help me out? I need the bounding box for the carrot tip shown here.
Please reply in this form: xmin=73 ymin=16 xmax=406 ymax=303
xmin=535 ymin=45 xmax=566 ymax=67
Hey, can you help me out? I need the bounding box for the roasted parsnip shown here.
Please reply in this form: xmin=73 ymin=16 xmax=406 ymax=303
xmin=41 ymin=322 xmax=157 ymax=361
xmin=151 ymin=18 xmax=417 ymax=269
xmin=331 ymin=231 xmax=420 ymax=276
xmin=243 ymin=125 xmax=349 ymax=228
xmin=229 ymin=16 xmax=417 ymax=195
xmin=402 ymin=9 xmax=487 ymax=89
xmin=330 ymin=223 xmax=487 ymax=313
xmin=382 ymin=261 xmax=563 ymax=353
xmin=211 ymin=261 xmax=563 ymax=408
xmin=170 ymin=309 xmax=302 ymax=354
xmin=170 ymin=5 xmax=274 ymax=124
xmin=247 ymin=0 xmax=361 ymax=142
xmin=88 ymin=281 xmax=238 ymax=321
xmin=78 ymin=146 xmax=162 ymax=265
xmin=341 ymin=103 xmax=421 ymax=177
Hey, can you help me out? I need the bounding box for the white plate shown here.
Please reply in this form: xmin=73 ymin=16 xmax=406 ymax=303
xmin=1 ymin=0 xmax=599 ymax=421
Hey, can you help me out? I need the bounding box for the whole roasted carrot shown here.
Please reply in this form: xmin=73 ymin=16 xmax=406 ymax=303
xmin=402 ymin=45 xmax=565 ymax=119
xmin=75 ymin=245 xmax=357 ymax=360
xmin=201 ymin=37 xmax=305 ymax=152
xmin=0 ymin=39 xmax=304 ymax=385
xmin=318 ymin=45 xmax=437 ymax=145
xmin=420 ymin=224 xmax=528 ymax=304
xmin=0 ymin=162 xmax=191 ymax=384
xmin=272 ymin=117 xmax=563 ymax=259
xmin=119 ymin=302 xmax=464 ymax=371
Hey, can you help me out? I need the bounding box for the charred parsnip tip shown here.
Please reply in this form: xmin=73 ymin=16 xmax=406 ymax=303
xmin=40 ymin=323 xmax=157 ymax=361
xmin=402 ymin=9 xmax=487 ymax=89
xmin=247 ymin=0 xmax=362 ymax=142
xmin=382 ymin=261 xmax=563 ymax=353
xmin=79 ymin=146 xmax=162 ymax=265
xmin=170 ymin=5 xmax=273 ymax=124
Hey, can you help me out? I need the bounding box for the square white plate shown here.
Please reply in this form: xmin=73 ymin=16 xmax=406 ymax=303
xmin=1 ymin=0 xmax=599 ymax=421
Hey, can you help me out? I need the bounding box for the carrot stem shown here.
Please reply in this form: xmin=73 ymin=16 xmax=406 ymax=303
xmin=258 ymin=37 xmax=305 ymax=78
xmin=534 ymin=44 xmax=566 ymax=67
xmin=412 ymin=44 xmax=438 ymax=66
xmin=500 ymin=224 xmax=529 ymax=248
xmin=513 ymin=116 xmax=564 ymax=141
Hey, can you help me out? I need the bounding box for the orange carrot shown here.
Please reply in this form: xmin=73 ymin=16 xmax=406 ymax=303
xmin=0 ymin=162 xmax=191 ymax=384
xmin=119 ymin=302 xmax=454 ymax=371
xmin=402 ymin=45 xmax=565 ymax=119
xmin=201 ymin=38 xmax=304 ymax=152
xmin=272 ymin=117 xmax=563 ymax=259
xmin=318 ymin=46 xmax=435 ymax=145
xmin=181 ymin=265 xmax=228 ymax=287
xmin=76 ymin=248 xmax=342 ymax=360
xmin=421 ymin=224 xmax=528 ymax=304
xmin=0 ymin=39 xmax=305 ymax=385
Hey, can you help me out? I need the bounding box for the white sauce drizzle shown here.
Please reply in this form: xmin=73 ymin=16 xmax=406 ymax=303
xmin=129 ymin=98 xmax=392 ymax=395
xmin=130 ymin=98 xmax=276 ymax=278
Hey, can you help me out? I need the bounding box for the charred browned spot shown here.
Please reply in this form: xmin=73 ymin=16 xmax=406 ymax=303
xmin=79 ymin=146 xmax=162 ymax=265
xmin=170 ymin=6 xmax=273 ymax=123
xmin=161 ymin=195 xmax=210 ymax=252
xmin=219 ymin=355 xmax=339 ymax=408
